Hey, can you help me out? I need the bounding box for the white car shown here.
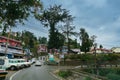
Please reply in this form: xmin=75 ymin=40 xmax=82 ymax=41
xmin=0 ymin=57 xmax=8 ymax=79
xmin=35 ymin=61 xmax=42 ymax=66
xmin=0 ymin=57 xmax=29 ymax=70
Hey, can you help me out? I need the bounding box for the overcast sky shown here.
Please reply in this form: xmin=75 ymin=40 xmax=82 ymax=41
xmin=13 ymin=0 xmax=120 ymax=49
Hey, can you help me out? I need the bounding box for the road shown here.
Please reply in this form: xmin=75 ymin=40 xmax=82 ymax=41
xmin=10 ymin=65 xmax=59 ymax=80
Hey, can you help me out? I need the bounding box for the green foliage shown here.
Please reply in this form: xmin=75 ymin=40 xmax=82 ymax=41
xmin=82 ymin=68 xmax=93 ymax=73
xmin=79 ymin=28 xmax=93 ymax=53
xmin=107 ymin=73 xmax=120 ymax=80
xmin=39 ymin=52 xmax=48 ymax=56
xmin=36 ymin=5 xmax=72 ymax=49
xmin=84 ymin=76 xmax=92 ymax=80
xmin=99 ymin=68 xmax=111 ymax=76
xmin=58 ymin=70 xmax=72 ymax=78
xmin=107 ymin=54 xmax=119 ymax=61
xmin=64 ymin=53 xmax=120 ymax=62
xmin=82 ymin=68 xmax=120 ymax=80
xmin=38 ymin=37 xmax=47 ymax=44
xmin=21 ymin=30 xmax=40 ymax=57
xmin=68 ymin=54 xmax=77 ymax=59
xmin=70 ymin=39 xmax=80 ymax=48
xmin=0 ymin=0 xmax=42 ymax=26
xmin=52 ymin=30 xmax=65 ymax=49
xmin=80 ymin=54 xmax=93 ymax=61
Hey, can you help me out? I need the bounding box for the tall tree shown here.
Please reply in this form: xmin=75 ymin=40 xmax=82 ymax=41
xmin=21 ymin=31 xmax=39 ymax=57
xmin=61 ymin=17 xmax=75 ymax=53
xmin=22 ymin=31 xmax=37 ymax=48
xmin=36 ymin=5 xmax=72 ymax=49
xmin=79 ymin=28 xmax=91 ymax=53
xmin=0 ymin=0 xmax=42 ymax=31
xmin=55 ymin=30 xmax=65 ymax=49
xmin=90 ymin=35 xmax=97 ymax=46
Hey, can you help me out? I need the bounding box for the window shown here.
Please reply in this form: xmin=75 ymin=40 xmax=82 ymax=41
xmin=0 ymin=59 xmax=4 ymax=65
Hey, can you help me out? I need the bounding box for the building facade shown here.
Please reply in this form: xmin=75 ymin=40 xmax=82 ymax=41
xmin=111 ymin=47 xmax=120 ymax=53
xmin=37 ymin=44 xmax=47 ymax=53
xmin=0 ymin=36 xmax=24 ymax=58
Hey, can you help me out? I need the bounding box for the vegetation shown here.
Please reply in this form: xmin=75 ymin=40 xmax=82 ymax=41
xmin=79 ymin=28 xmax=94 ymax=53
xmin=36 ymin=5 xmax=73 ymax=49
xmin=64 ymin=53 xmax=120 ymax=67
xmin=82 ymin=68 xmax=120 ymax=80
xmin=0 ymin=0 xmax=42 ymax=33
xmin=0 ymin=0 xmax=43 ymax=57
xmin=58 ymin=70 xmax=72 ymax=78
xmin=0 ymin=1 xmax=95 ymax=57
xmin=38 ymin=37 xmax=47 ymax=44
xmin=61 ymin=17 xmax=75 ymax=53
xmin=84 ymin=77 xmax=92 ymax=80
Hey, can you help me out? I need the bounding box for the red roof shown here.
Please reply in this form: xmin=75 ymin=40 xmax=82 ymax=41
xmin=0 ymin=36 xmax=21 ymax=43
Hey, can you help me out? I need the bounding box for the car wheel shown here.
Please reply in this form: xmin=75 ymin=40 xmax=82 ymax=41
xmin=10 ymin=66 xmax=16 ymax=70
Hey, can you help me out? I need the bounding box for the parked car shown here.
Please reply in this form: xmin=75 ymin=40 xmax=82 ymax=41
xmin=5 ymin=58 xmax=20 ymax=70
xmin=0 ymin=57 xmax=8 ymax=80
xmin=23 ymin=61 xmax=31 ymax=67
xmin=0 ymin=57 xmax=31 ymax=70
xmin=35 ymin=60 xmax=42 ymax=66
xmin=31 ymin=58 xmax=36 ymax=64
xmin=17 ymin=59 xmax=31 ymax=68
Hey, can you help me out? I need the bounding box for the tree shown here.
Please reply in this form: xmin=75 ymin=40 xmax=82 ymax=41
xmin=36 ymin=5 xmax=72 ymax=49
xmin=38 ymin=37 xmax=47 ymax=44
xmin=69 ymin=39 xmax=79 ymax=48
xmin=0 ymin=0 xmax=42 ymax=30
xmin=61 ymin=17 xmax=75 ymax=53
xmin=99 ymin=44 xmax=103 ymax=49
xmin=79 ymin=28 xmax=92 ymax=53
xmin=21 ymin=31 xmax=39 ymax=57
xmin=90 ymin=35 xmax=97 ymax=46
xmin=55 ymin=30 xmax=65 ymax=49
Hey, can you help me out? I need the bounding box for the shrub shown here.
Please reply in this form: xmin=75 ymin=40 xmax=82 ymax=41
xmin=99 ymin=68 xmax=111 ymax=76
xmin=84 ymin=76 xmax=92 ymax=80
xmin=107 ymin=73 xmax=120 ymax=80
xmin=58 ymin=70 xmax=72 ymax=78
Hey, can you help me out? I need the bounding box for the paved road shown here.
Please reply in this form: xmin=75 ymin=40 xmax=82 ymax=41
xmin=10 ymin=65 xmax=59 ymax=80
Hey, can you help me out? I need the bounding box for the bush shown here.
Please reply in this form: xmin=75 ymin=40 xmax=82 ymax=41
xmin=84 ymin=76 xmax=92 ymax=80
xmin=58 ymin=70 xmax=72 ymax=78
xmin=107 ymin=73 xmax=120 ymax=80
xmin=82 ymin=68 xmax=120 ymax=80
xmin=99 ymin=68 xmax=111 ymax=76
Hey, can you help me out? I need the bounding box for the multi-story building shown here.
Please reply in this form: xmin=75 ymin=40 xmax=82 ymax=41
xmin=0 ymin=36 xmax=24 ymax=58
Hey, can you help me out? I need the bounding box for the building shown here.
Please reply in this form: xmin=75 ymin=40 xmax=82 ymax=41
xmin=90 ymin=48 xmax=112 ymax=53
xmin=0 ymin=36 xmax=24 ymax=58
xmin=111 ymin=47 xmax=120 ymax=53
xmin=37 ymin=44 xmax=47 ymax=53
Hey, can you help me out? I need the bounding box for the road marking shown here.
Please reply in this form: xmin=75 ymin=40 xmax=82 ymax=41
xmin=9 ymin=70 xmax=22 ymax=80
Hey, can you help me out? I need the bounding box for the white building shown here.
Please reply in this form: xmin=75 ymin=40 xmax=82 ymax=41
xmin=111 ymin=47 xmax=120 ymax=53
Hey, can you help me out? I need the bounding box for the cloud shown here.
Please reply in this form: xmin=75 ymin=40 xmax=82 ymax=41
xmin=84 ymin=0 xmax=108 ymax=8
xmin=13 ymin=0 xmax=120 ymax=49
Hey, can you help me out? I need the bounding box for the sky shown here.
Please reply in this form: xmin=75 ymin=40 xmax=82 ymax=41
xmin=13 ymin=0 xmax=120 ymax=49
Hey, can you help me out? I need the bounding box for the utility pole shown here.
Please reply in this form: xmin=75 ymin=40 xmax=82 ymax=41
xmin=5 ymin=26 xmax=11 ymax=57
xmin=94 ymin=43 xmax=99 ymax=77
